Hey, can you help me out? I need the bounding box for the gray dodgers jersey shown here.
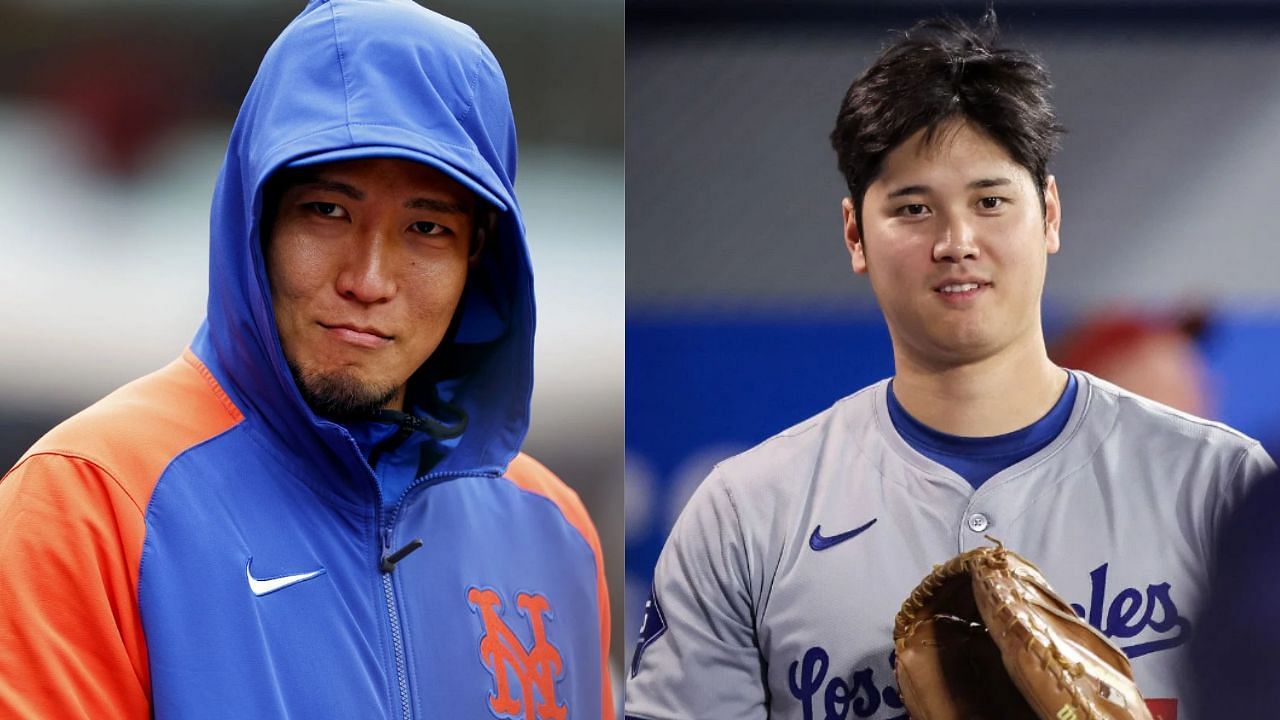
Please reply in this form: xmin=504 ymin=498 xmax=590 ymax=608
xmin=626 ymin=371 xmax=1275 ymax=720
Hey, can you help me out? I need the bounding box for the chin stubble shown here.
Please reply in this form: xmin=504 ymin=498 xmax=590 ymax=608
xmin=287 ymin=360 xmax=399 ymax=420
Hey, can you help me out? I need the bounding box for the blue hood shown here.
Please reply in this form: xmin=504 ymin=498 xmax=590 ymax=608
xmin=192 ymin=0 xmax=532 ymax=492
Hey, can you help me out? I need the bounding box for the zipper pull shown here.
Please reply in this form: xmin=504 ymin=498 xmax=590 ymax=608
xmin=381 ymin=538 xmax=424 ymax=573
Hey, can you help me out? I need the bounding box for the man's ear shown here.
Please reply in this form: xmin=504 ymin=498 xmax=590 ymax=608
xmin=842 ymin=197 xmax=868 ymax=274
xmin=1043 ymin=175 xmax=1061 ymax=255
xmin=470 ymin=209 xmax=494 ymax=265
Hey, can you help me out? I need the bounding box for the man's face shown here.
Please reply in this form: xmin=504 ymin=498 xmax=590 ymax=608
xmin=266 ymin=157 xmax=477 ymax=416
xmin=842 ymin=119 xmax=1061 ymax=371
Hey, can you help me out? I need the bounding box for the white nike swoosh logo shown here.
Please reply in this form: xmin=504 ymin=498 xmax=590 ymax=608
xmin=246 ymin=560 xmax=325 ymax=597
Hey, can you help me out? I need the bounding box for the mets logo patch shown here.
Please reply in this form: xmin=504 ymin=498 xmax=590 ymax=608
xmin=467 ymin=587 xmax=567 ymax=720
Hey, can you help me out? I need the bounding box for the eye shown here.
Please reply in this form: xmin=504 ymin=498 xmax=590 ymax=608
xmin=897 ymin=203 xmax=931 ymax=217
xmin=304 ymin=202 xmax=348 ymax=219
xmin=978 ymin=196 xmax=1005 ymax=210
xmin=410 ymin=221 xmax=450 ymax=236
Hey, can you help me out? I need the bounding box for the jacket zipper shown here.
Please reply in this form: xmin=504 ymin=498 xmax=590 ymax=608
xmin=377 ymin=469 xmax=499 ymax=720
xmin=381 ymin=525 xmax=413 ymax=720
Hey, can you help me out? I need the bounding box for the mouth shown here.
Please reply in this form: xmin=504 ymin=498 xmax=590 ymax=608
xmin=933 ymin=279 xmax=992 ymax=301
xmin=319 ymin=322 xmax=393 ymax=348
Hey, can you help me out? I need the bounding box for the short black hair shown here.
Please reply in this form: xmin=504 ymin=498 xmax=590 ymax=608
xmin=830 ymin=9 xmax=1064 ymax=234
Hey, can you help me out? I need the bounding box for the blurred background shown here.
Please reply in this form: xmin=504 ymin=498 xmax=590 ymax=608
xmin=0 ymin=0 xmax=623 ymax=705
xmin=626 ymin=0 xmax=1280 ymax=674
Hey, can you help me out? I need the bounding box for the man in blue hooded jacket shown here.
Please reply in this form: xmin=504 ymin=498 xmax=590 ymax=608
xmin=0 ymin=2 xmax=613 ymax=718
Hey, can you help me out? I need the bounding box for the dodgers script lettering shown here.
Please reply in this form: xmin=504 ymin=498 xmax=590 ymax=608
xmin=1068 ymin=563 xmax=1190 ymax=658
xmin=788 ymin=646 xmax=905 ymax=720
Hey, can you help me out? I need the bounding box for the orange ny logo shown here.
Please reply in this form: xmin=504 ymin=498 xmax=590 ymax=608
xmin=467 ymin=587 xmax=567 ymax=720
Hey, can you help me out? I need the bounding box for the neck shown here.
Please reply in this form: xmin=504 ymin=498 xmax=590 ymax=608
xmin=383 ymin=384 xmax=408 ymax=413
xmin=891 ymin=337 xmax=1067 ymax=437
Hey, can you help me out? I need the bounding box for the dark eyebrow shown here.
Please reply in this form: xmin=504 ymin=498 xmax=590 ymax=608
xmin=969 ymin=177 xmax=1013 ymax=190
xmin=886 ymin=184 xmax=930 ymax=199
xmin=885 ymin=177 xmax=1014 ymax=199
xmin=295 ymin=178 xmax=364 ymax=201
xmin=289 ymin=177 xmax=469 ymax=215
xmin=405 ymin=198 xmax=471 ymax=215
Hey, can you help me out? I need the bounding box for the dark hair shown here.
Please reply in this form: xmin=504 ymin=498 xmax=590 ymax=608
xmin=830 ymin=9 xmax=1064 ymax=234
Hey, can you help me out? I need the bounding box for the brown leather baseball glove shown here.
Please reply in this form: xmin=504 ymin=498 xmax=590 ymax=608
xmin=892 ymin=542 xmax=1153 ymax=720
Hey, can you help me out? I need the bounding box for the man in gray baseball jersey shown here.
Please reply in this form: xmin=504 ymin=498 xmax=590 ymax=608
xmin=625 ymin=13 xmax=1274 ymax=720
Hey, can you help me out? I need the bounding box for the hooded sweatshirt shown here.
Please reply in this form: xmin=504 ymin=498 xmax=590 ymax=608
xmin=0 ymin=2 xmax=612 ymax=718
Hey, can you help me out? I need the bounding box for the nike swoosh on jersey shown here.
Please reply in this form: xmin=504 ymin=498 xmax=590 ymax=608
xmin=246 ymin=560 xmax=326 ymax=597
xmin=809 ymin=518 xmax=878 ymax=551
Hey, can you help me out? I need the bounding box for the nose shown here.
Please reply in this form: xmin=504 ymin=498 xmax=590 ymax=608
xmin=335 ymin=226 xmax=397 ymax=303
xmin=932 ymin=216 xmax=980 ymax=263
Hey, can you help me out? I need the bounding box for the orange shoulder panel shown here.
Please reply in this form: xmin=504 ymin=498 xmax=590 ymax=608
xmin=504 ymin=452 xmax=615 ymax=720
xmin=0 ymin=349 xmax=242 ymax=720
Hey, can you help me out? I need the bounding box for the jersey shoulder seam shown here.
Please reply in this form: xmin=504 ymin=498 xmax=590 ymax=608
xmin=497 ymin=460 xmax=601 ymax=563
xmin=712 ymin=469 xmax=756 ymax=616
xmin=721 ymin=381 xmax=883 ymax=465
xmin=1080 ymin=370 xmax=1258 ymax=444
xmin=181 ymin=349 xmax=246 ymax=423
xmin=6 ymin=451 xmax=147 ymax=518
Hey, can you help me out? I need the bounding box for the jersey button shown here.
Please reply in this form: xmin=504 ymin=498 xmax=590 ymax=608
xmin=967 ymin=513 xmax=990 ymax=533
